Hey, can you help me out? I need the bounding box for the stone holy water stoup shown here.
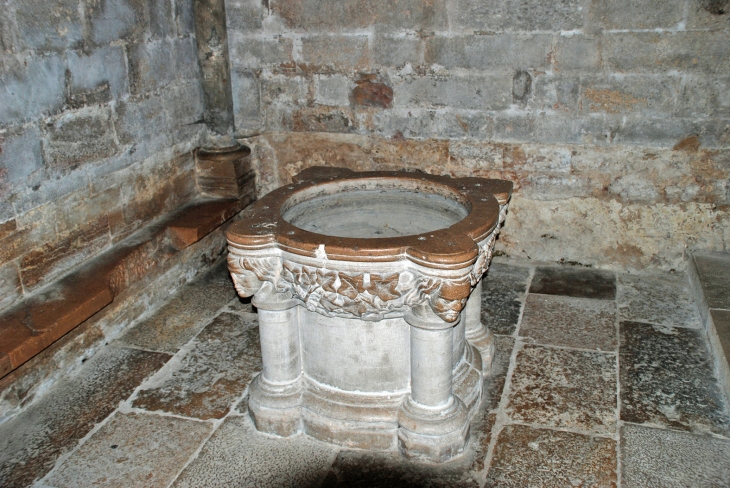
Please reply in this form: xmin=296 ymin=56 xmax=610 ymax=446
xmin=226 ymin=166 xmax=512 ymax=463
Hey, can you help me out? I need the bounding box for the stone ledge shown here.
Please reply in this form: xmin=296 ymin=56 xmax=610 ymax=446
xmin=689 ymin=251 xmax=730 ymax=404
xmin=0 ymin=195 xmax=254 ymax=379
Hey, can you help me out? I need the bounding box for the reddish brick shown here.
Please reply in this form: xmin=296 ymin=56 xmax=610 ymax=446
xmin=0 ymin=274 xmax=113 ymax=372
xmin=350 ymin=80 xmax=393 ymax=108
xmin=167 ymin=198 xmax=252 ymax=250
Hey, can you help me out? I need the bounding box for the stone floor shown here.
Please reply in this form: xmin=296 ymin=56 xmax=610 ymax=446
xmin=2 ymin=257 xmax=730 ymax=487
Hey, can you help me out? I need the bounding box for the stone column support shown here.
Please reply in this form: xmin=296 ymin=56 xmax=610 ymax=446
xmin=398 ymin=303 xmax=469 ymax=462
xmin=464 ymin=280 xmax=495 ymax=372
xmin=248 ymin=282 xmax=303 ymax=436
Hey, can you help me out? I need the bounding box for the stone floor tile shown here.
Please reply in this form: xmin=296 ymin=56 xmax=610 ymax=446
xmin=0 ymin=347 xmax=170 ymax=487
xmin=621 ymin=423 xmax=730 ymax=487
xmin=485 ymin=424 xmax=617 ymax=487
xmin=481 ymin=262 xmax=531 ymax=335
xmin=617 ymin=273 xmax=699 ymax=328
xmin=173 ymin=412 xmax=337 ymax=488
xmin=529 ymin=266 xmax=616 ymax=300
xmin=321 ymin=450 xmax=479 ymax=488
xmin=483 ymin=335 xmax=516 ymax=412
xmin=132 ymin=312 xmax=261 ymax=420
xmin=118 ymin=261 xmax=238 ymax=354
xmin=619 ymin=321 xmax=730 ymax=434
xmin=506 ymin=344 xmax=617 ymax=434
xmin=520 ymin=294 xmax=617 ymax=351
xmin=44 ymin=412 xmax=212 ymax=488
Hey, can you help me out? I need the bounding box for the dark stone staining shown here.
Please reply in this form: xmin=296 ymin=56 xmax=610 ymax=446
xmin=486 ymin=425 xmax=617 ymax=487
xmin=322 ymin=451 xmax=479 ymax=488
xmin=512 ymin=70 xmax=532 ymax=104
xmin=700 ymin=0 xmax=728 ymax=15
xmin=480 ymin=263 xmax=531 ymax=335
xmin=131 ymin=312 xmax=261 ymax=419
xmin=350 ymin=78 xmax=393 ymax=108
xmin=483 ymin=335 xmax=516 ymax=411
xmin=619 ymin=321 xmax=730 ymax=435
xmin=529 ymin=266 xmax=616 ymax=300
xmin=0 ymin=347 xmax=170 ymax=487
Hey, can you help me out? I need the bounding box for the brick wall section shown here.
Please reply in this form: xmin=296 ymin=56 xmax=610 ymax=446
xmin=0 ymin=0 xmax=206 ymax=312
xmin=227 ymin=0 xmax=730 ymax=270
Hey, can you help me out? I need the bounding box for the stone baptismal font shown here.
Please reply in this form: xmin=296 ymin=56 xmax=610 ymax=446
xmin=226 ymin=167 xmax=512 ymax=462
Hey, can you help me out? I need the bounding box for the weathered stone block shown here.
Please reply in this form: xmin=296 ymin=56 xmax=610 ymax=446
xmin=174 ymin=0 xmax=195 ymax=36
xmin=393 ymin=73 xmax=511 ymax=111
xmin=614 ymin=116 xmax=698 ymax=147
xmin=232 ymin=69 xmax=262 ymax=123
xmin=231 ymin=35 xmax=294 ymax=69
xmin=261 ymin=74 xmax=310 ymax=106
xmin=0 ymin=6 xmax=19 ymax=52
xmin=226 ymin=0 xmax=266 ymax=32
xmin=127 ymin=39 xmax=176 ymax=95
xmin=454 ymin=0 xmax=584 ymax=32
xmin=529 ymin=74 xmax=580 ymax=112
xmin=43 ymin=106 xmax=118 ymax=170
xmin=580 ymin=75 xmax=679 ymax=116
xmin=589 ymin=0 xmax=684 ymax=29
xmin=425 ymin=34 xmax=552 ymax=70
xmin=113 ymin=94 xmax=171 ymax=160
xmin=173 ymin=36 xmax=201 ymax=80
xmin=314 ymin=74 xmax=353 ymax=106
xmin=270 ymin=0 xmax=448 ymax=31
xmin=492 ymin=113 xmax=617 ymax=145
xmin=86 ymin=0 xmax=147 ymax=44
xmin=66 ymin=46 xmax=128 ymax=108
xmin=555 ymin=35 xmax=601 ymax=71
xmin=164 ymin=82 xmax=206 ymax=146
xmin=0 ymin=124 xmax=44 ymax=187
xmin=604 ymin=32 xmax=730 ymax=74
xmin=15 ymin=0 xmax=83 ymax=51
xmin=301 ymin=35 xmax=369 ymax=71
xmin=148 ymin=0 xmax=175 ymax=38
xmin=677 ymin=76 xmax=730 ymax=118
xmin=0 ymin=55 xmax=65 ymax=125
xmin=20 ymin=215 xmax=111 ymax=289
xmin=372 ymin=108 xmax=493 ymax=140
xmin=372 ymin=35 xmax=422 ymax=68
xmin=291 ymin=107 xmax=357 ymax=133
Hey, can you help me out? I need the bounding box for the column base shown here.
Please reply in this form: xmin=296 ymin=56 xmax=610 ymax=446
xmin=465 ymin=322 xmax=495 ymax=373
xmin=397 ymin=396 xmax=470 ymax=463
xmin=248 ymin=374 xmax=302 ymax=437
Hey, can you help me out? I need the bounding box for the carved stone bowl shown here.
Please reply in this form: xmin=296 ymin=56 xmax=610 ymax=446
xmin=226 ymin=166 xmax=512 ymax=462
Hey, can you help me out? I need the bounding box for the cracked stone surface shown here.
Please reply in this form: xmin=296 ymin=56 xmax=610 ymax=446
xmin=174 ymin=411 xmax=337 ymax=488
xmin=0 ymin=347 xmax=169 ymax=488
xmin=132 ymin=312 xmax=261 ymax=420
xmin=480 ymin=262 xmax=531 ymax=335
xmin=617 ymin=273 xmax=699 ymax=328
xmin=621 ymin=423 xmax=730 ymax=487
xmin=485 ymin=424 xmax=617 ymax=487
xmin=520 ymin=294 xmax=617 ymax=351
xmin=529 ymin=266 xmax=616 ymax=300
xmin=43 ymin=412 xmax=212 ymax=488
xmin=619 ymin=321 xmax=730 ymax=435
xmin=506 ymin=344 xmax=617 ymax=434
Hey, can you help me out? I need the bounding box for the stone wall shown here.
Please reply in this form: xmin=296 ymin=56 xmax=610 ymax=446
xmin=0 ymin=0 xmax=206 ymax=312
xmin=227 ymin=0 xmax=730 ymax=271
